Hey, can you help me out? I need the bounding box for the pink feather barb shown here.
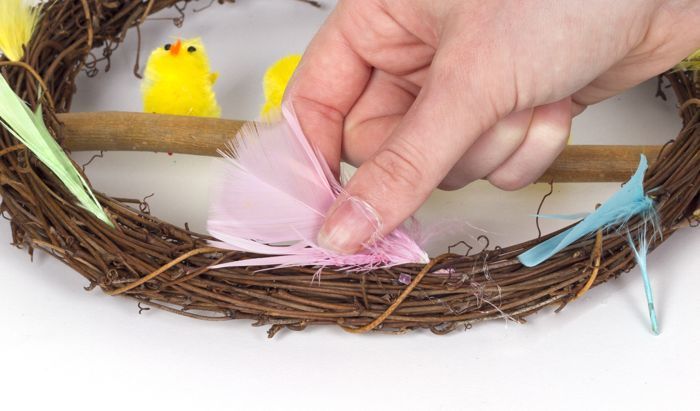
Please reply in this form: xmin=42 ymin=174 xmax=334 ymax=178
xmin=207 ymin=104 xmax=429 ymax=271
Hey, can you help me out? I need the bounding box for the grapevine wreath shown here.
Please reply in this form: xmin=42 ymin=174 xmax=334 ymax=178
xmin=0 ymin=0 xmax=698 ymax=337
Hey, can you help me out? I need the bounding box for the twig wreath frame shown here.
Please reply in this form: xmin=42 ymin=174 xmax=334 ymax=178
xmin=0 ymin=0 xmax=698 ymax=337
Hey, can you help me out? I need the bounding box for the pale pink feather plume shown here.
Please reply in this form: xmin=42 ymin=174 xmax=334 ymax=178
xmin=207 ymin=104 xmax=429 ymax=270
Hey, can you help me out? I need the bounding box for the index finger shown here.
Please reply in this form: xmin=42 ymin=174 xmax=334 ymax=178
xmin=284 ymin=5 xmax=372 ymax=173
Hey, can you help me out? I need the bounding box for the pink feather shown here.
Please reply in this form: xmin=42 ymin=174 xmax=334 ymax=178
xmin=207 ymin=104 xmax=429 ymax=270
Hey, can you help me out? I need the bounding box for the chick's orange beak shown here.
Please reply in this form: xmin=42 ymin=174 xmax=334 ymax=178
xmin=170 ymin=39 xmax=182 ymax=56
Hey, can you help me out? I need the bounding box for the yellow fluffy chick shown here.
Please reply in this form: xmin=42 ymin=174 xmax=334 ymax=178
xmin=0 ymin=0 xmax=40 ymax=62
xmin=142 ymin=38 xmax=221 ymax=118
xmin=261 ymin=54 xmax=301 ymax=119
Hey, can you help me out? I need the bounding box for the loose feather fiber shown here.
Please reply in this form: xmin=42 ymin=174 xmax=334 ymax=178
xmin=519 ymin=155 xmax=660 ymax=333
xmin=207 ymin=104 xmax=428 ymax=270
xmin=0 ymin=0 xmax=40 ymax=62
xmin=627 ymin=215 xmax=660 ymax=335
xmin=0 ymin=74 xmax=112 ymax=227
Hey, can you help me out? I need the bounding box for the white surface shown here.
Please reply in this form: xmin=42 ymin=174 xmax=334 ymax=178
xmin=2 ymin=1 xmax=699 ymax=410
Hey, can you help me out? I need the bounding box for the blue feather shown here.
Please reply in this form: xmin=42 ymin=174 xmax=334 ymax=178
xmin=519 ymin=155 xmax=660 ymax=334
xmin=519 ymin=155 xmax=652 ymax=266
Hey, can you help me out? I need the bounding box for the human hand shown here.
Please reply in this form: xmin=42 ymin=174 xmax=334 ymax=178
xmin=285 ymin=0 xmax=700 ymax=254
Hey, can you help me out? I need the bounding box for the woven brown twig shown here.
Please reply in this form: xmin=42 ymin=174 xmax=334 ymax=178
xmin=0 ymin=0 xmax=698 ymax=337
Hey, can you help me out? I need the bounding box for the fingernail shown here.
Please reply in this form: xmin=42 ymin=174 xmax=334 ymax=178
xmin=317 ymin=196 xmax=381 ymax=254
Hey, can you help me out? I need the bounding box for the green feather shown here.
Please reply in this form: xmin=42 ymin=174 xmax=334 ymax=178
xmin=0 ymin=73 xmax=113 ymax=227
xmin=674 ymin=49 xmax=700 ymax=72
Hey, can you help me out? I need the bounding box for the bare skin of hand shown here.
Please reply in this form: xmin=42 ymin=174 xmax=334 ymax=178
xmin=285 ymin=0 xmax=700 ymax=254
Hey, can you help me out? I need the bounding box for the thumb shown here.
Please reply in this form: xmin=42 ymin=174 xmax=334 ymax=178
xmin=317 ymin=55 xmax=504 ymax=254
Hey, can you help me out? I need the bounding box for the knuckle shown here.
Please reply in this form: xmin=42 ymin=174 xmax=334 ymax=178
xmin=368 ymin=146 xmax=424 ymax=194
xmin=533 ymin=120 xmax=570 ymax=147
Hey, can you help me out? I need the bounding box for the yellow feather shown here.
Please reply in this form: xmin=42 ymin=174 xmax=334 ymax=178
xmin=142 ymin=38 xmax=221 ymax=118
xmin=261 ymin=54 xmax=302 ymax=119
xmin=0 ymin=0 xmax=40 ymax=62
xmin=674 ymin=49 xmax=700 ymax=72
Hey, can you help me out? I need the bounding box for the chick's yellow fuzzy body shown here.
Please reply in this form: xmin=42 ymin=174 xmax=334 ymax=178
xmin=261 ymin=54 xmax=301 ymax=119
xmin=142 ymin=38 xmax=221 ymax=118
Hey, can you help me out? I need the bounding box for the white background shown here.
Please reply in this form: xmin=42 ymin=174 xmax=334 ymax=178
xmin=2 ymin=1 xmax=699 ymax=410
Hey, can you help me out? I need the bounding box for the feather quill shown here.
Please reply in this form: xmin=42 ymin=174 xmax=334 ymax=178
xmin=627 ymin=219 xmax=659 ymax=335
xmin=207 ymin=104 xmax=428 ymax=270
xmin=0 ymin=74 xmax=112 ymax=227
xmin=0 ymin=0 xmax=40 ymax=62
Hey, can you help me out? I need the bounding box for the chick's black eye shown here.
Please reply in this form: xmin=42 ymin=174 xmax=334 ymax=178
xmin=187 ymin=46 xmax=197 ymax=53
xmin=164 ymin=43 xmax=171 ymax=51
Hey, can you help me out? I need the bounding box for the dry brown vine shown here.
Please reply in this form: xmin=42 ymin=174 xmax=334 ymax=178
xmin=0 ymin=0 xmax=697 ymax=337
